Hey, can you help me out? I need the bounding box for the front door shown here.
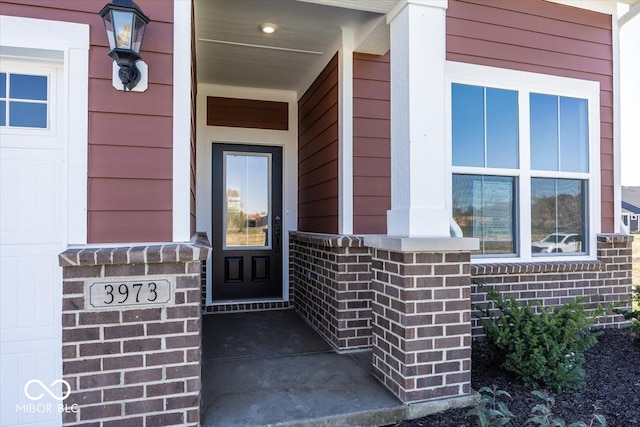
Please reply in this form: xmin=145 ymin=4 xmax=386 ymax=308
xmin=211 ymin=144 xmax=283 ymax=300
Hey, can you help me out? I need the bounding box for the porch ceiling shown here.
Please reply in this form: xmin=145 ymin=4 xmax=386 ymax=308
xmin=194 ymin=0 xmax=391 ymax=95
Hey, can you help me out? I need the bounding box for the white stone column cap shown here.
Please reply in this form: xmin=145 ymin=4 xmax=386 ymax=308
xmin=363 ymin=235 xmax=479 ymax=252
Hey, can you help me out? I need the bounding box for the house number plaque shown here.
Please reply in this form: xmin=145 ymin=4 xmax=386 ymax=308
xmin=88 ymin=278 xmax=172 ymax=309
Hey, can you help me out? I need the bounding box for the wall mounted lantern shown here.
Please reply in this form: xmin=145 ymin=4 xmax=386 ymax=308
xmin=100 ymin=0 xmax=149 ymax=91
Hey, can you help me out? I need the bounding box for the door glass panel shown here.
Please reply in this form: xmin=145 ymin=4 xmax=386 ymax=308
xmin=224 ymin=152 xmax=270 ymax=249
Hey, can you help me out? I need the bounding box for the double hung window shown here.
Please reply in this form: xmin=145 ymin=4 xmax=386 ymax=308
xmin=448 ymin=63 xmax=600 ymax=261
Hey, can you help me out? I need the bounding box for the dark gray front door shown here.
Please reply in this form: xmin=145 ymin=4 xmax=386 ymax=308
xmin=211 ymin=144 xmax=283 ymax=300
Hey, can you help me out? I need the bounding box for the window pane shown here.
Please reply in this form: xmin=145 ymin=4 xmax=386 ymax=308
xmin=452 ymin=84 xmax=484 ymax=167
xmin=0 ymin=101 xmax=5 ymax=126
xmin=10 ymin=74 xmax=47 ymax=101
xmin=453 ymin=174 xmax=516 ymax=255
xmin=224 ymin=153 xmax=270 ymax=248
xmin=8 ymin=101 xmax=47 ymax=128
xmin=531 ymin=178 xmax=585 ymax=255
xmin=486 ymin=88 xmax=519 ymax=168
xmin=560 ymin=97 xmax=588 ymax=172
xmin=530 ymin=93 xmax=559 ymax=171
xmin=0 ymin=73 xmax=6 ymax=98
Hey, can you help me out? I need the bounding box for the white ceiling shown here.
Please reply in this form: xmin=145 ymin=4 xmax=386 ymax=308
xmin=194 ymin=0 xmax=389 ymax=94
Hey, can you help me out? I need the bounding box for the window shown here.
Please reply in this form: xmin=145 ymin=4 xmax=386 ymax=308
xmin=0 ymin=72 xmax=49 ymax=129
xmin=448 ymin=63 xmax=600 ymax=261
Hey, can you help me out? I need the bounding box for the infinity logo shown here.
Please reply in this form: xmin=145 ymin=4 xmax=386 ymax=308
xmin=24 ymin=379 xmax=71 ymax=401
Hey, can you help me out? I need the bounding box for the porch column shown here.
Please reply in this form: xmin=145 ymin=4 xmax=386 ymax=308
xmin=386 ymin=0 xmax=450 ymax=237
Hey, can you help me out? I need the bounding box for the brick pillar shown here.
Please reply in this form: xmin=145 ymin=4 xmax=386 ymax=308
xmin=365 ymin=236 xmax=477 ymax=404
xmin=58 ymin=233 xmax=211 ymax=426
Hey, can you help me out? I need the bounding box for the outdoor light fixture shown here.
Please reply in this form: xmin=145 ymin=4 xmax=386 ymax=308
xmin=100 ymin=0 xmax=149 ymax=91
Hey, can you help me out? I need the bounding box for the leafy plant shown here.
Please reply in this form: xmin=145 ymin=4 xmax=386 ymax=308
xmin=466 ymin=385 xmax=514 ymax=427
xmin=527 ymin=390 xmax=606 ymax=427
xmin=476 ymin=285 xmax=604 ymax=393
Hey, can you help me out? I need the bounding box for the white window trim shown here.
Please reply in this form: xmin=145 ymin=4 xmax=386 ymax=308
xmin=446 ymin=61 xmax=601 ymax=263
xmin=0 ymin=15 xmax=89 ymax=245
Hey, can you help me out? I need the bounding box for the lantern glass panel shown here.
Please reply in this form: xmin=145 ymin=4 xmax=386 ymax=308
xmin=102 ymin=12 xmax=116 ymax=51
xmin=112 ymin=10 xmax=134 ymax=50
xmin=132 ymin=14 xmax=147 ymax=53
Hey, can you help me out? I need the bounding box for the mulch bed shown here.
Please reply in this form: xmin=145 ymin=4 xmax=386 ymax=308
xmin=394 ymin=328 xmax=640 ymax=427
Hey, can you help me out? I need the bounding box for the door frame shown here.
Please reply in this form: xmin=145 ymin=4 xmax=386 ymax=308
xmin=196 ymin=85 xmax=298 ymax=305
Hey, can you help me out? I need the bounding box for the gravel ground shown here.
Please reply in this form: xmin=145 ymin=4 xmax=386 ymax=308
xmin=394 ymin=328 xmax=640 ymax=427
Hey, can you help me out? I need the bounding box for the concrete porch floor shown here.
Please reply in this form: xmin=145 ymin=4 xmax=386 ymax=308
xmin=200 ymin=309 xmax=476 ymax=427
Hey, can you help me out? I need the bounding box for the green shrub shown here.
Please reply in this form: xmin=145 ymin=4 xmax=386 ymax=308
xmin=476 ymin=285 xmax=603 ymax=393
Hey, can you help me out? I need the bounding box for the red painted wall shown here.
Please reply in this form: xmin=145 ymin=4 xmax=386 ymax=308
xmin=0 ymin=0 xmax=175 ymax=243
xmin=446 ymin=0 xmax=614 ymax=232
xmin=353 ymin=52 xmax=391 ymax=234
xmin=298 ymin=54 xmax=339 ymax=234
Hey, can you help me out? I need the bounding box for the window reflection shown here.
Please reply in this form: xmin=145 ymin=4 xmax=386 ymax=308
xmin=453 ymin=174 xmax=516 ymax=255
xmin=530 ymin=94 xmax=588 ymax=172
xmin=531 ymin=178 xmax=586 ymax=254
xmin=452 ymin=84 xmax=519 ymax=169
xmin=224 ymin=153 xmax=270 ymax=248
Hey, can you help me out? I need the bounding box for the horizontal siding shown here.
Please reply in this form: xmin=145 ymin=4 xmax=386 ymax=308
xmin=298 ymin=54 xmax=339 ymax=234
xmin=88 ymin=179 xmax=172 ymax=211
xmin=207 ymin=97 xmax=288 ymax=130
xmin=0 ymin=0 xmax=176 ymax=243
xmin=353 ymin=52 xmax=390 ymax=234
xmin=447 ymin=0 xmax=614 ymax=232
xmin=88 ymin=211 xmax=172 ymax=243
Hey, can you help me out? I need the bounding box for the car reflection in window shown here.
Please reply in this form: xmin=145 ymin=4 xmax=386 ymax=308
xmin=531 ymin=233 xmax=582 ymax=253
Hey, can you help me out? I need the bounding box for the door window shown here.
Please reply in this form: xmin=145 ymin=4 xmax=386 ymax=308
xmin=223 ymin=152 xmax=271 ymax=249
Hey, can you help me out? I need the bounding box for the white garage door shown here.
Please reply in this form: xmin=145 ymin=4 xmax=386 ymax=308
xmin=1 ymin=63 xmax=66 ymax=427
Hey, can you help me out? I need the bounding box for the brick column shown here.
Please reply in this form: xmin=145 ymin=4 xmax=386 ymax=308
xmin=365 ymin=236 xmax=477 ymax=404
xmin=58 ymin=233 xmax=211 ymax=426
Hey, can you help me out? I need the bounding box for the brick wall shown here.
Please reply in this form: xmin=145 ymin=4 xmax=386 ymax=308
xmin=290 ymin=232 xmax=372 ymax=351
xmin=370 ymin=249 xmax=472 ymax=403
xmin=470 ymin=234 xmax=633 ymax=336
xmin=58 ymin=234 xmax=211 ymax=426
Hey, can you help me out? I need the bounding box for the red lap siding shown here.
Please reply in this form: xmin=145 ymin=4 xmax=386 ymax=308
xmin=353 ymin=52 xmax=391 ymax=234
xmin=298 ymin=54 xmax=339 ymax=233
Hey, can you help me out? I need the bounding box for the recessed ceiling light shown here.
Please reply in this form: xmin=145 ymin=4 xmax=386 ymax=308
xmin=260 ymin=23 xmax=278 ymax=34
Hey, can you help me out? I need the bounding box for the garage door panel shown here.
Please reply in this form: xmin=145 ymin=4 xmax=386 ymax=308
xmin=1 ymin=151 xmax=63 ymax=245
xmin=0 ymin=247 xmax=61 ymax=335
xmin=1 ymin=348 xmax=61 ymax=427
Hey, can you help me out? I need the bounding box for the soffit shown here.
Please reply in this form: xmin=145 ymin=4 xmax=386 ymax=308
xmin=195 ymin=0 xmax=386 ymax=93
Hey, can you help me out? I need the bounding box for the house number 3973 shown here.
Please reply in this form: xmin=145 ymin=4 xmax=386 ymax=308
xmin=103 ymin=283 xmax=158 ymax=305
xmin=88 ymin=279 xmax=171 ymax=309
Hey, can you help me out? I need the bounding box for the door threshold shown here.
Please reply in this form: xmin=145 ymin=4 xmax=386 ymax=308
xmin=208 ymin=297 xmax=288 ymax=306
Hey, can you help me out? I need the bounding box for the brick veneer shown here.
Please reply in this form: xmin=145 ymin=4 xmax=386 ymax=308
xmin=290 ymin=232 xmax=373 ymax=351
xmin=470 ymin=234 xmax=634 ymax=336
xmin=288 ymin=232 xmax=632 ymax=405
xmin=370 ymin=249 xmax=472 ymax=403
xmin=58 ymin=233 xmax=211 ymax=426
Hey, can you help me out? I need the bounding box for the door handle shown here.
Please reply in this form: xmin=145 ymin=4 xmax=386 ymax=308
xmin=274 ymin=216 xmax=281 ymax=251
